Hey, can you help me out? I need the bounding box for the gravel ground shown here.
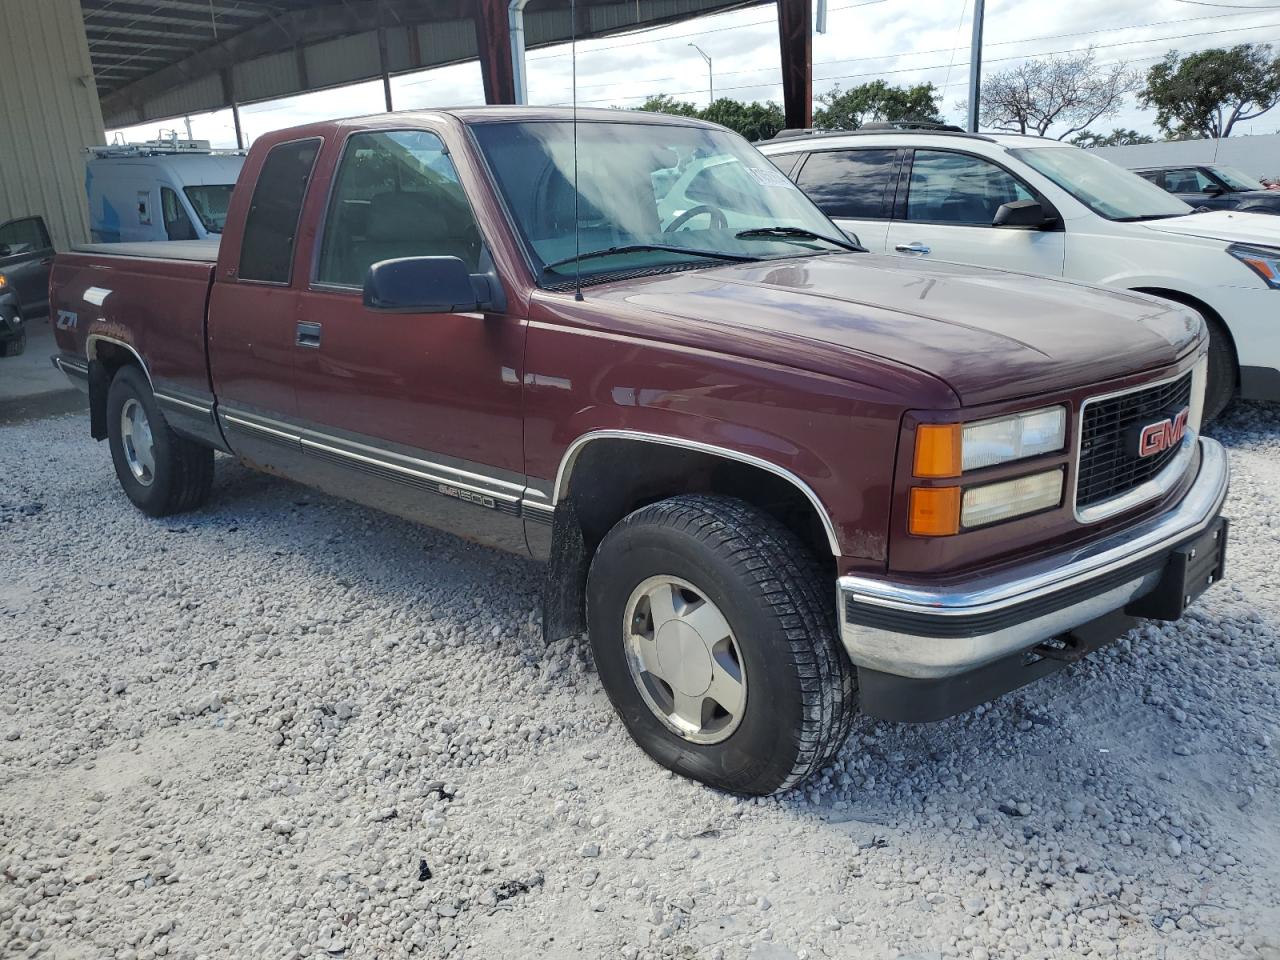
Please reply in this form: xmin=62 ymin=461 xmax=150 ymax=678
xmin=2 ymin=404 xmax=1279 ymax=960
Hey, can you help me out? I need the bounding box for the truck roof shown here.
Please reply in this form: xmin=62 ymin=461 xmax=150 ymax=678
xmin=254 ymin=106 xmax=722 ymax=145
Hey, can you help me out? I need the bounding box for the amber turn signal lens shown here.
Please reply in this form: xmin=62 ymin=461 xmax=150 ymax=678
xmin=909 ymin=486 xmax=961 ymax=537
xmin=913 ymin=423 xmax=962 ymax=478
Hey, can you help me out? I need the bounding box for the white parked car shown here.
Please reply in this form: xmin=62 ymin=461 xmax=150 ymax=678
xmin=758 ymin=126 xmax=1280 ymax=417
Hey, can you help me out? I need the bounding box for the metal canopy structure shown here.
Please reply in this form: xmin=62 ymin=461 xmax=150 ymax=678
xmin=84 ymin=0 xmax=817 ymax=136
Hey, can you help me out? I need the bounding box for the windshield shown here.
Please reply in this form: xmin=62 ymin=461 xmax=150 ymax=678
xmin=1011 ymin=146 xmax=1191 ymax=221
xmin=183 ymin=184 xmax=234 ymax=233
xmin=471 ymin=120 xmax=851 ymax=283
xmin=1213 ymin=165 xmax=1265 ymax=192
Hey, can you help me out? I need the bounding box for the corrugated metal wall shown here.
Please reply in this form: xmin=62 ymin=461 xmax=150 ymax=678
xmin=0 ymin=0 xmax=105 ymax=249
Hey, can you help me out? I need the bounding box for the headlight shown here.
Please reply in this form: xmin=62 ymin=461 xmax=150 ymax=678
xmin=914 ymin=405 xmax=1066 ymax=477
xmin=961 ymin=407 xmax=1067 ymax=471
xmin=1228 ymin=243 xmax=1280 ymax=289
xmin=961 ymin=469 xmax=1064 ymax=529
xmin=909 ymin=406 xmax=1069 ymax=536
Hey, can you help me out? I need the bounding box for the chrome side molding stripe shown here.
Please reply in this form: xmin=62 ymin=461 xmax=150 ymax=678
xmin=53 ymin=355 xmax=89 ymax=380
xmin=155 ymin=392 xmax=215 ymax=417
xmin=220 ymin=406 xmax=545 ymax=520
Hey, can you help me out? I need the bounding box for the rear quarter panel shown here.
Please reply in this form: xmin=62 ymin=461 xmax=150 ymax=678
xmin=50 ymin=252 xmax=215 ymax=403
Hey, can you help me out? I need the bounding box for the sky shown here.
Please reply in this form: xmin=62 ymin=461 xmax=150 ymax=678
xmin=107 ymin=0 xmax=1280 ymax=149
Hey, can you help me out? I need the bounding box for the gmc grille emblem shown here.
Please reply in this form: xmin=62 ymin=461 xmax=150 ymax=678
xmin=1137 ymin=407 xmax=1189 ymax=458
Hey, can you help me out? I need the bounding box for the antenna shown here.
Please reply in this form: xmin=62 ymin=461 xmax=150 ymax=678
xmin=571 ymin=0 xmax=583 ymax=301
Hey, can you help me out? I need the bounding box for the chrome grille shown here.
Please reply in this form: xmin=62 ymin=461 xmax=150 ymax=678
xmin=1076 ymin=373 xmax=1194 ymax=511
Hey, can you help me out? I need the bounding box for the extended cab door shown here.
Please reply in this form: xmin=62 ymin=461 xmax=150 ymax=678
xmin=289 ymin=126 xmax=529 ymax=554
xmin=208 ymin=135 xmax=322 ymax=470
xmin=789 ymin=147 xmax=901 ymax=252
xmin=0 ymin=216 xmax=54 ymax=315
xmin=884 ymin=148 xmax=1066 ymax=278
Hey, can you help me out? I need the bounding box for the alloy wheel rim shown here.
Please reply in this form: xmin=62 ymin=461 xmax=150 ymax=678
xmin=622 ymin=575 xmax=747 ymax=744
xmin=120 ymin=398 xmax=156 ymax=486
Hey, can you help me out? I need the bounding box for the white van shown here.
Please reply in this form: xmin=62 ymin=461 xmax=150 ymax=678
xmin=86 ymin=144 xmax=244 ymax=243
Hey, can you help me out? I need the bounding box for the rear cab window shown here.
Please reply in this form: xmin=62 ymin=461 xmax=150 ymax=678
xmin=238 ymin=138 xmax=322 ymax=284
xmin=794 ymin=149 xmax=898 ymax=219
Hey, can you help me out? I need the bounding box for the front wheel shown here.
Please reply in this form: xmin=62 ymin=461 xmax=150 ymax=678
xmin=106 ymin=365 xmax=214 ymax=517
xmin=586 ymin=494 xmax=856 ymax=795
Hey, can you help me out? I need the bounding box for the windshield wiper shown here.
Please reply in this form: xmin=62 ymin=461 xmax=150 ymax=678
xmin=735 ymin=226 xmax=866 ymax=252
xmin=543 ymin=243 xmax=759 ymax=272
xmin=1112 ymin=213 xmax=1183 ymax=222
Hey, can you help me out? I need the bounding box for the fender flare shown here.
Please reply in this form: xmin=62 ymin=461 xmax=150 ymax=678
xmin=552 ymin=429 xmax=841 ymax=556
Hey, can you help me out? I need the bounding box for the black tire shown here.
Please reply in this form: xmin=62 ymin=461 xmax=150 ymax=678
xmin=586 ymin=494 xmax=856 ymax=796
xmin=106 ymin=365 xmax=213 ymax=517
xmin=0 ymin=331 xmax=25 ymax=357
xmin=1203 ymin=315 xmax=1237 ymax=422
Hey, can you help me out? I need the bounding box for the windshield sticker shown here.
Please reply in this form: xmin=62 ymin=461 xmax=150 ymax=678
xmin=745 ymin=167 xmax=796 ymax=189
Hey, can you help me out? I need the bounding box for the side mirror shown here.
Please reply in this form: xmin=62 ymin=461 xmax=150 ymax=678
xmin=993 ymin=199 xmax=1048 ymax=229
xmin=363 ymin=256 xmax=492 ymax=314
xmin=1203 ymin=183 xmax=1225 ymax=197
xmin=0 ymin=244 xmax=11 ymax=259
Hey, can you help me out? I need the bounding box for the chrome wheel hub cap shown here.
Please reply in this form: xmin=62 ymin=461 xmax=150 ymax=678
xmin=120 ymin=398 xmax=156 ymax=486
xmin=623 ymin=575 xmax=747 ymax=744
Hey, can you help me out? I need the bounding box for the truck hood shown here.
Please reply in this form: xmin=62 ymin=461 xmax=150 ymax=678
xmin=1140 ymin=209 xmax=1280 ymax=247
xmin=589 ymin=253 xmax=1201 ymax=406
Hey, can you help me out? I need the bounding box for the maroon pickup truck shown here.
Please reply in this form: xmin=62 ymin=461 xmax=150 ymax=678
xmin=50 ymin=108 xmax=1229 ymax=796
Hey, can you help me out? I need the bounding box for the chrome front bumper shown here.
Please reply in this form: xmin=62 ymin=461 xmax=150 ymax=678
xmin=838 ymin=437 xmax=1229 ymax=680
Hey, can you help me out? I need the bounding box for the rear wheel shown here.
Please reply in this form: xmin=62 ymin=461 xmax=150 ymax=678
xmin=586 ymin=494 xmax=856 ymax=795
xmin=106 ymin=365 xmax=213 ymax=516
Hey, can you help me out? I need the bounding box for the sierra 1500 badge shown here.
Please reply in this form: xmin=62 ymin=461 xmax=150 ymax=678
xmin=1137 ymin=407 xmax=1190 ymax=458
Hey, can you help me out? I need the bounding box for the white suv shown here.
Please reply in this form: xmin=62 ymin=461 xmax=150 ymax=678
xmin=758 ymin=126 xmax=1280 ymax=417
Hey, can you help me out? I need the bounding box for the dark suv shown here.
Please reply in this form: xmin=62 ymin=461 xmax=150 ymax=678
xmin=1135 ymin=164 xmax=1280 ymax=215
xmin=0 ymin=214 xmax=55 ymax=357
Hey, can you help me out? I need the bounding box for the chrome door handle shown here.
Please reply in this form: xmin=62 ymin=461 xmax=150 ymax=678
xmin=894 ymin=242 xmax=931 ymax=255
xmin=296 ymin=321 xmax=322 ymax=348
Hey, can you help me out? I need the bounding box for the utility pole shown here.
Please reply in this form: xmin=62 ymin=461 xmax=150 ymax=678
xmin=689 ymin=42 xmax=713 ymax=106
xmin=967 ymin=0 xmax=985 ymax=133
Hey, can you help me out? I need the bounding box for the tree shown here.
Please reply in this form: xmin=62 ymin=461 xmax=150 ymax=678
xmin=634 ymin=94 xmax=700 ymax=118
xmin=963 ymin=48 xmax=1140 ymax=140
xmin=813 ymin=80 xmax=942 ymax=130
xmin=1140 ymin=44 xmax=1280 ymax=139
xmin=1071 ymin=128 xmax=1155 ymax=148
xmin=631 ymin=94 xmax=785 ymax=141
xmin=701 ymin=98 xmax=786 ymax=141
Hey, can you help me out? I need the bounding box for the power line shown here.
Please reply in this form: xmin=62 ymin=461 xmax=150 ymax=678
xmin=525 ymin=0 xmax=888 ymax=62
xmin=559 ymin=6 xmax=1280 ymax=94
xmin=559 ymin=20 xmax=1280 ymax=104
xmin=1172 ymin=0 xmax=1280 ymax=9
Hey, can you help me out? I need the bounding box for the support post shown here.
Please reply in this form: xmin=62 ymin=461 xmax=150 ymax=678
xmin=967 ymin=0 xmax=985 ymax=133
xmin=509 ymin=0 xmax=530 ymax=104
xmin=221 ymin=68 xmax=244 ymax=150
xmin=475 ymin=0 xmax=516 ymax=105
xmin=378 ymin=26 xmax=394 ymax=112
xmin=777 ymin=0 xmax=812 ymax=130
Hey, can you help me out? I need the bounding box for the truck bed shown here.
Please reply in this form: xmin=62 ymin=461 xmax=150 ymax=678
xmin=50 ymin=246 xmax=218 ymax=414
xmin=69 ymin=239 xmax=220 ymax=262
